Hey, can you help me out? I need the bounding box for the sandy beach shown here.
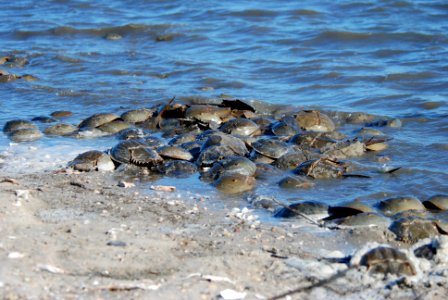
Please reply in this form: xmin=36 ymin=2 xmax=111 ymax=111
xmin=1 ymin=170 xmax=447 ymax=300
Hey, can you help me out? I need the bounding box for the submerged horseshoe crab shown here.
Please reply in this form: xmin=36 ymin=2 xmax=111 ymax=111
xmin=9 ymin=128 xmax=43 ymax=142
xmin=213 ymin=173 xmax=256 ymax=194
xmin=3 ymin=120 xmax=42 ymax=142
xmin=3 ymin=119 xmax=37 ymax=134
xmin=44 ymin=123 xmax=77 ymax=136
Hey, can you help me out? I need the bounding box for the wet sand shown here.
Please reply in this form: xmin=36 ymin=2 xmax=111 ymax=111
xmin=0 ymin=171 xmax=447 ymax=299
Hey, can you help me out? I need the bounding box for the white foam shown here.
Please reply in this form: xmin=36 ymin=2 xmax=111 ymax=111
xmin=0 ymin=139 xmax=112 ymax=175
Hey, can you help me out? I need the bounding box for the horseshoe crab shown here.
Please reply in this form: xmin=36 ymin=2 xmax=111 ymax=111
xmin=358 ymin=127 xmax=384 ymax=137
xmin=180 ymin=141 xmax=202 ymax=158
xmin=357 ymin=246 xmax=416 ymax=276
xmin=68 ymin=150 xmax=115 ymax=172
xmin=197 ymin=145 xmax=235 ymax=167
xmin=157 ymin=145 xmax=193 ymax=161
xmin=270 ymin=120 xmax=298 ymax=137
xmin=201 ymin=132 xmax=248 ymax=156
xmin=2 ymin=55 xmax=28 ymax=67
xmin=274 ymin=151 xmax=308 ymax=170
xmin=201 ymin=156 xmax=257 ymax=180
xmin=20 ymin=74 xmax=38 ymax=81
xmin=390 ymin=210 xmax=430 ymax=221
xmin=434 ymin=218 xmax=448 ymax=235
xmin=121 ymin=108 xmax=154 ymax=123
xmin=50 ymin=111 xmax=73 ymax=118
xmin=289 ymin=132 xmax=337 ymax=150
xmin=295 ymin=110 xmax=335 ymax=132
xmin=278 ymin=175 xmax=314 ymax=189
xmin=273 ymin=200 xmax=328 ymax=218
xmin=364 ymin=137 xmax=389 ymax=152
xmin=110 ymin=140 xmax=163 ymax=166
xmin=254 ymin=163 xmax=282 ymax=179
xmin=213 ymin=173 xmax=256 ymax=194
xmin=377 ymin=196 xmax=425 ymax=216
xmin=3 ymin=119 xmax=37 ymax=134
xmin=185 ymin=105 xmax=231 ymax=125
xmin=220 ymin=156 xmax=257 ymax=176
xmin=346 ymin=112 xmax=377 ymax=124
xmin=332 ymin=212 xmax=390 ymax=227
xmin=157 ymin=118 xmax=181 ymax=132
xmin=249 ymin=150 xmax=275 ymax=164
xmin=97 ymin=119 xmax=132 ymax=134
xmin=423 ymin=195 xmax=448 ymax=211
xmin=251 ymin=116 xmax=273 ymax=131
xmin=117 ymin=128 xmax=146 ymax=140
xmin=203 ymin=156 xmax=257 ymax=181
xmin=219 ymin=118 xmax=260 ymax=136
xmin=325 ymin=199 xmax=375 ymax=220
xmin=294 ymin=158 xmax=345 ymax=179
xmin=389 ymin=216 xmax=440 ymax=243
xmin=158 ymin=160 xmax=197 ymax=177
xmin=0 ymin=70 xmax=18 ymax=83
xmin=9 ymin=128 xmax=43 ymax=142
xmin=44 ymin=123 xmax=77 ymax=136
xmin=321 ymin=140 xmax=366 ymax=160
xmin=168 ymin=133 xmax=197 ymax=146
xmin=78 ymin=113 xmax=119 ymax=129
xmin=251 ymin=138 xmax=289 ymax=160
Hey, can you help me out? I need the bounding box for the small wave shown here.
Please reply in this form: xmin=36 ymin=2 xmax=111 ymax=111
xmin=371 ymin=49 xmax=409 ymax=57
xmin=432 ymin=143 xmax=448 ymax=151
xmin=54 ymin=55 xmax=83 ymax=64
xmin=384 ymin=72 xmax=438 ymax=81
xmin=14 ymin=23 xmax=175 ymax=39
xmin=227 ymin=9 xmax=279 ymax=18
xmin=289 ymin=9 xmax=321 ymax=16
xmin=303 ymin=31 xmax=447 ymax=47
xmin=296 ymin=84 xmax=349 ymax=91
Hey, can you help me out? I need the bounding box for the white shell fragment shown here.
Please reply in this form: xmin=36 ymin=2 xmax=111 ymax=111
xmin=8 ymin=252 xmax=25 ymax=259
xmin=150 ymin=185 xmax=176 ymax=192
xmin=219 ymin=289 xmax=247 ymax=300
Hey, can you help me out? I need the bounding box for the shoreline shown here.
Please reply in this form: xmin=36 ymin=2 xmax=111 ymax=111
xmin=1 ymin=170 xmax=447 ymax=299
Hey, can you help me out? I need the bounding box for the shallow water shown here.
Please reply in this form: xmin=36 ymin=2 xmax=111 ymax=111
xmin=1 ymin=0 xmax=447 ymax=211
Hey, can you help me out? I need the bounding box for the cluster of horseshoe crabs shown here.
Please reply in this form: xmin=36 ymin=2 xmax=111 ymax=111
xmin=275 ymin=195 xmax=448 ymax=244
xmin=0 ymin=55 xmax=38 ymax=83
xmin=3 ymin=98 xmax=447 ymax=246
xmin=4 ymin=98 xmax=398 ymax=189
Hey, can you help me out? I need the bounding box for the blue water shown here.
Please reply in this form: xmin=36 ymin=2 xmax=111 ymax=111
xmin=1 ymin=0 xmax=447 ymax=207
